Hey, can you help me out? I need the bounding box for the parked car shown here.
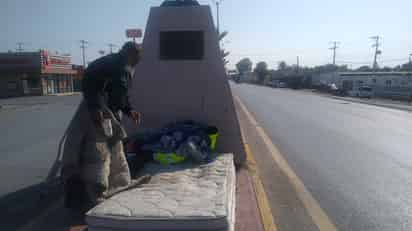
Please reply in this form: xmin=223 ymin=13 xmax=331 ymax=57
xmin=357 ymin=86 xmax=373 ymax=98
xmin=279 ymin=82 xmax=287 ymax=88
xmin=267 ymin=80 xmax=280 ymax=88
xmin=335 ymin=88 xmax=347 ymax=96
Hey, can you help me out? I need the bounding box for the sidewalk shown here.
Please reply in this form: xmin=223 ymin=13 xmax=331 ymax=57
xmin=280 ymin=87 xmax=412 ymax=112
xmin=235 ymin=83 xmax=412 ymax=113
xmin=48 ymin=92 xmax=82 ymax=97
xmin=330 ymin=95 xmax=412 ymax=112
xmin=0 ymin=94 xmax=81 ymax=111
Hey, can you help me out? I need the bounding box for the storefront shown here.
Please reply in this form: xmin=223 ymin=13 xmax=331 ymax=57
xmin=0 ymin=50 xmax=81 ymax=98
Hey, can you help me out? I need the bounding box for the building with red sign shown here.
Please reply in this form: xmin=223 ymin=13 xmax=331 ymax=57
xmin=0 ymin=50 xmax=82 ymax=98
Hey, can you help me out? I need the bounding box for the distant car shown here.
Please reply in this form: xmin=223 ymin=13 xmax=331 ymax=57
xmin=279 ymin=82 xmax=287 ymax=88
xmin=357 ymin=86 xmax=373 ymax=98
xmin=329 ymin=83 xmax=338 ymax=91
xmin=267 ymin=80 xmax=280 ymax=88
xmin=335 ymin=89 xmax=347 ymax=96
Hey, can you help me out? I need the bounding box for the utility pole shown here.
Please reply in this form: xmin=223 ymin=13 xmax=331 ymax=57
xmin=329 ymin=41 xmax=339 ymax=65
xmin=16 ymin=42 xmax=24 ymax=52
xmin=80 ymin=40 xmax=88 ymax=67
xmin=409 ymin=53 xmax=412 ymax=64
xmin=296 ymin=56 xmax=300 ymax=73
xmin=370 ymin=36 xmax=381 ymax=70
xmin=108 ymin=43 xmax=117 ymax=54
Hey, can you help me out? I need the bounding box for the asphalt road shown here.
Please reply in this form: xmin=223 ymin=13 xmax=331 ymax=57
xmin=232 ymin=83 xmax=412 ymax=231
xmin=2 ymin=87 xmax=412 ymax=230
xmin=0 ymin=95 xmax=81 ymax=197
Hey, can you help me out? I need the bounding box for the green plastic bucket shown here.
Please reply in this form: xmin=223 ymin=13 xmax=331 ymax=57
xmin=207 ymin=126 xmax=219 ymax=151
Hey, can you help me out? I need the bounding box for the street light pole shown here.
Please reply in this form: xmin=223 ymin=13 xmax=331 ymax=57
xmin=108 ymin=43 xmax=117 ymax=54
xmin=216 ymin=1 xmax=220 ymax=34
xmin=296 ymin=56 xmax=300 ymax=73
xmin=16 ymin=42 xmax=24 ymax=52
xmin=80 ymin=40 xmax=88 ymax=67
xmin=329 ymin=41 xmax=339 ymax=66
xmin=215 ymin=0 xmax=223 ymax=34
xmin=370 ymin=36 xmax=381 ymax=70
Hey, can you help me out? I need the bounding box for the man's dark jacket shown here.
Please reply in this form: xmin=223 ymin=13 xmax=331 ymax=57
xmin=81 ymin=53 xmax=133 ymax=117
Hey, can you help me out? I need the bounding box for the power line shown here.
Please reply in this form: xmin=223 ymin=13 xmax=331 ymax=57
xmin=108 ymin=43 xmax=117 ymax=54
xmin=337 ymin=58 xmax=407 ymax=64
xmin=370 ymin=35 xmax=381 ymax=70
xmin=329 ymin=41 xmax=339 ymax=65
xmin=16 ymin=42 xmax=24 ymax=52
xmin=80 ymin=40 xmax=89 ymax=67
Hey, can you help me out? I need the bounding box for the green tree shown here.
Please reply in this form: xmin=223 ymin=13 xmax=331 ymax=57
xmin=278 ymin=61 xmax=287 ymax=71
xmin=381 ymin=66 xmax=393 ymax=72
xmin=218 ymin=31 xmax=230 ymax=67
xmin=218 ymin=31 xmax=228 ymax=41
xmin=254 ymin=61 xmax=269 ymax=84
xmin=236 ymin=58 xmax=253 ymax=74
xmin=401 ymin=62 xmax=412 ymax=71
xmin=393 ymin=65 xmax=402 ymax=71
xmin=221 ymin=50 xmax=230 ymax=66
xmin=337 ymin=65 xmax=349 ymax=72
xmin=356 ymin=65 xmax=372 ymax=72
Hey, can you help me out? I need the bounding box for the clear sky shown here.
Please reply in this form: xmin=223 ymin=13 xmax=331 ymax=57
xmin=1 ymin=0 xmax=411 ymax=69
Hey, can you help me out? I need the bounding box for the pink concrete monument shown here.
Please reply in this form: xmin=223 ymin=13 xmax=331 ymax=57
xmin=127 ymin=4 xmax=245 ymax=165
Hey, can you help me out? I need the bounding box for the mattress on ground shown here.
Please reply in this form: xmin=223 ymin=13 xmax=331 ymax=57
xmin=86 ymin=154 xmax=236 ymax=231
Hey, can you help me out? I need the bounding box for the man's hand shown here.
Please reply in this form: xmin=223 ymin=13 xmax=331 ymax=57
xmin=129 ymin=111 xmax=141 ymax=125
xmin=90 ymin=109 xmax=104 ymax=126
